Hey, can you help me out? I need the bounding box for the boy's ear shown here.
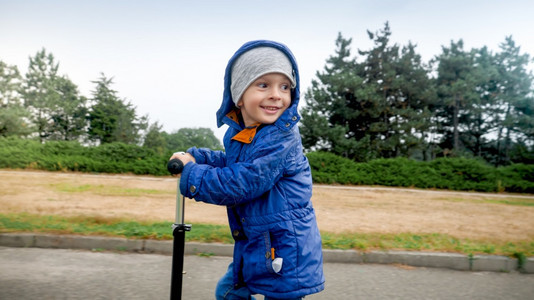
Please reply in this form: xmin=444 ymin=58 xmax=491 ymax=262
xmin=236 ymin=98 xmax=243 ymax=108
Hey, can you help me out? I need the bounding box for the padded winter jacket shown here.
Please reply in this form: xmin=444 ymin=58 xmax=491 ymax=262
xmin=179 ymin=40 xmax=325 ymax=298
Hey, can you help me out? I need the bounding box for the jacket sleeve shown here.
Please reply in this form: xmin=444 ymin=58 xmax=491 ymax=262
xmin=187 ymin=147 xmax=226 ymax=167
xmin=180 ymin=131 xmax=298 ymax=206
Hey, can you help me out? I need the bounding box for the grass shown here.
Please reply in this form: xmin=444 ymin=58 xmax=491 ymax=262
xmin=1 ymin=213 xmax=532 ymax=257
xmin=0 ymin=213 xmax=233 ymax=243
xmin=49 ymin=183 xmax=173 ymax=197
xmin=444 ymin=197 xmax=534 ymax=207
xmin=320 ymin=232 xmax=534 ymax=257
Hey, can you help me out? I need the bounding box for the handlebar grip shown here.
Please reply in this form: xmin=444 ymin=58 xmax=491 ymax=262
xmin=167 ymin=158 xmax=184 ymax=175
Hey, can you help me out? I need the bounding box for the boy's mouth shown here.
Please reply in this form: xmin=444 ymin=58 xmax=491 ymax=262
xmin=261 ymin=106 xmax=281 ymax=112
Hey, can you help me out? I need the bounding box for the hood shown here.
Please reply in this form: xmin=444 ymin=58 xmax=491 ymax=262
xmin=216 ymin=40 xmax=301 ymax=130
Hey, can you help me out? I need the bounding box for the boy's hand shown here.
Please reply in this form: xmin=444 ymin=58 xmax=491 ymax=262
xmin=169 ymin=152 xmax=196 ymax=165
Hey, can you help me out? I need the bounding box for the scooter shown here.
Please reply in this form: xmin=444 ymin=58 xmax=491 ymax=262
xmin=167 ymin=158 xmax=191 ymax=300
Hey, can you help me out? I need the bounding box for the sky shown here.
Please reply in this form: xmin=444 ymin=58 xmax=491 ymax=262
xmin=1 ymin=0 xmax=533 ymax=142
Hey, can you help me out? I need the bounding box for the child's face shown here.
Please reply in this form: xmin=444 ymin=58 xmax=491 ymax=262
xmin=237 ymin=73 xmax=292 ymax=127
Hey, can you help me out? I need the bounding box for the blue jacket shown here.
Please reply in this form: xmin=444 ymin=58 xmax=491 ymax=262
xmin=179 ymin=40 xmax=324 ymax=298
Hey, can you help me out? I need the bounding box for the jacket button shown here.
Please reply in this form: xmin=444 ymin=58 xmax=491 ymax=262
xmin=285 ymin=123 xmax=290 ymax=127
xmin=190 ymin=185 xmax=197 ymax=193
xmin=292 ymin=116 xmax=297 ymax=121
xmin=241 ymin=218 xmax=245 ymax=223
xmin=232 ymin=230 xmax=240 ymax=237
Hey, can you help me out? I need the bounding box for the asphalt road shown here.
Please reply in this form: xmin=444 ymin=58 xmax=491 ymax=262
xmin=1 ymin=246 xmax=533 ymax=300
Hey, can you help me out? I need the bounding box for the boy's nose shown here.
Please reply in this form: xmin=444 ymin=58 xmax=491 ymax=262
xmin=270 ymin=88 xmax=281 ymax=100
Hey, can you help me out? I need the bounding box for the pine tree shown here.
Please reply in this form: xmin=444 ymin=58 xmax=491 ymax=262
xmin=87 ymin=74 xmax=147 ymax=144
xmin=20 ymin=49 xmax=87 ymax=141
xmin=300 ymin=33 xmax=362 ymax=159
xmin=0 ymin=61 xmax=32 ymax=137
xmin=463 ymin=46 xmax=499 ymax=159
xmin=434 ymin=40 xmax=479 ymax=156
xmin=143 ymin=121 xmax=167 ymax=154
xmin=301 ymin=23 xmax=435 ymax=161
xmin=48 ymin=76 xmax=88 ymax=141
xmin=493 ymin=36 xmax=534 ymax=165
xmin=21 ymin=49 xmax=60 ymax=142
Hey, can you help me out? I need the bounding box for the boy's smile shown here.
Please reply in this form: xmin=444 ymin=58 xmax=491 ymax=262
xmin=237 ymin=73 xmax=292 ymax=127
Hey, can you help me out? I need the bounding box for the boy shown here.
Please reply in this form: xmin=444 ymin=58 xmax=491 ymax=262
xmin=170 ymin=40 xmax=324 ymax=299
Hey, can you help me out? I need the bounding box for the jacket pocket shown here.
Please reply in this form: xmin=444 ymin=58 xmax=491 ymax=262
xmin=242 ymin=230 xmax=280 ymax=283
xmin=242 ymin=223 xmax=300 ymax=291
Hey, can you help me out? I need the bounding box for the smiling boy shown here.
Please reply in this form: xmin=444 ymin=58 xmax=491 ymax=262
xmin=238 ymin=73 xmax=291 ymax=127
xmin=170 ymin=40 xmax=324 ymax=299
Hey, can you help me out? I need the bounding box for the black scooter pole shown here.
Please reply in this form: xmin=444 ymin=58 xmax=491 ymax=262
xmin=167 ymin=158 xmax=191 ymax=300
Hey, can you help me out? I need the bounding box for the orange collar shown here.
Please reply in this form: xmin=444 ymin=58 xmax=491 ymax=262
xmin=226 ymin=110 xmax=261 ymax=144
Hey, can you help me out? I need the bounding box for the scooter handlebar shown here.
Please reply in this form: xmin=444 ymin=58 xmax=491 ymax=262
xmin=167 ymin=158 xmax=184 ymax=175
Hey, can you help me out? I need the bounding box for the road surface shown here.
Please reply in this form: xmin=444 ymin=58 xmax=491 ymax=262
xmin=1 ymin=247 xmax=533 ymax=299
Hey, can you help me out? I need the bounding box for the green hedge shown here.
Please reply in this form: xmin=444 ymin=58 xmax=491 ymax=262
xmin=306 ymin=151 xmax=534 ymax=193
xmin=0 ymin=137 xmax=169 ymax=175
xmin=1 ymin=137 xmax=533 ymax=193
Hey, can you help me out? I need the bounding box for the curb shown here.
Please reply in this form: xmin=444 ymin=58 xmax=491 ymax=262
xmin=1 ymin=233 xmax=530 ymax=274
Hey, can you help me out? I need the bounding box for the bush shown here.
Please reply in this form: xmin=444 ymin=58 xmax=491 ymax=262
xmin=1 ymin=137 xmax=532 ymax=193
xmin=427 ymin=158 xmax=498 ymax=192
xmin=0 ymin=137 xmax=169 ymax=176
xmin=307 ymin=152 xmax=533 ymax=193
xmin=0 ymin=137 xmax=41 ymax=168
xmin=365 ymin=158 xmax=438 ymax=188
xmin=497 ymin=164 xmax=534 ymax=193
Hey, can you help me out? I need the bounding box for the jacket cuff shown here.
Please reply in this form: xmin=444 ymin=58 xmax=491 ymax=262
xmin=179 ymin=161 xmax=196 ymax=198
xmin=186 ymin=147 xmax=205 ymax=164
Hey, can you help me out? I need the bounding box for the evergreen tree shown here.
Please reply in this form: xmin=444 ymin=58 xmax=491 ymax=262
xmin=357 ymin=28 xmax=436 ymax=159
xmin=21 ymin=48 xmax=60 ymax=142
xmin=461 ymin=46 xmax=499 ymax=159
xmin=301 ymin=23 xmax=435 ymax=161
xmin=19 ymin=49 xmax=87 ymax=141
xmin=0 ymin=61 xmax=32 ymax=137
xmin=395 ymin=43 xmax=438 ymax=160
xmin=48 ymin=76 xmax=88 ymax=141
xmin=0 ymin=61 xmax=22 ymax=106
xmin=300 ymin=33 xmax=362 ymax=158
xmin=87 ymin=74 xmax=147 ymax=144
xmin=143 ymin=121 xmax=167 ymax=154
xmin=434 ymin=40 xmax=479 ymax=156
xmin=493 ymin=36 xmax=534 ymax=165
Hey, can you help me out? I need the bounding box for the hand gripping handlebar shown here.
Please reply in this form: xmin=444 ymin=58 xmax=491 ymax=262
xmin=167 ymin=158 xmax=184 ymax=175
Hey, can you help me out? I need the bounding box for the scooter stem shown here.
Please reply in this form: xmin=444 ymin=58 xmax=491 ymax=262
xmin=167 ymin=158 xmax=191 ymax=300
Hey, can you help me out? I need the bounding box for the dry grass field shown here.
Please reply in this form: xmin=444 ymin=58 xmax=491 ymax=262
xmin=1 ymin=169 xmax=533 ymax=244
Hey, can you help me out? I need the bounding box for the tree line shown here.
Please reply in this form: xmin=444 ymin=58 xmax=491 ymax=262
xmin=2 ymin=22 xmax=533 ymax=167
xmin=0 ymin=50 xmax=221 ymax=153
xmin=300 ymin=23 xmax=533 ymax=166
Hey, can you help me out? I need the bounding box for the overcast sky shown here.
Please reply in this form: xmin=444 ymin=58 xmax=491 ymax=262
xmin=1 ymin=0 xmax=533 ymax=142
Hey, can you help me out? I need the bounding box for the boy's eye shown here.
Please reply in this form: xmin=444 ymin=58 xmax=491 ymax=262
xmin=281 ymin=84 xmax=290 ymax=90
xmin=258 ymin=83 xmax=268 ymax=88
